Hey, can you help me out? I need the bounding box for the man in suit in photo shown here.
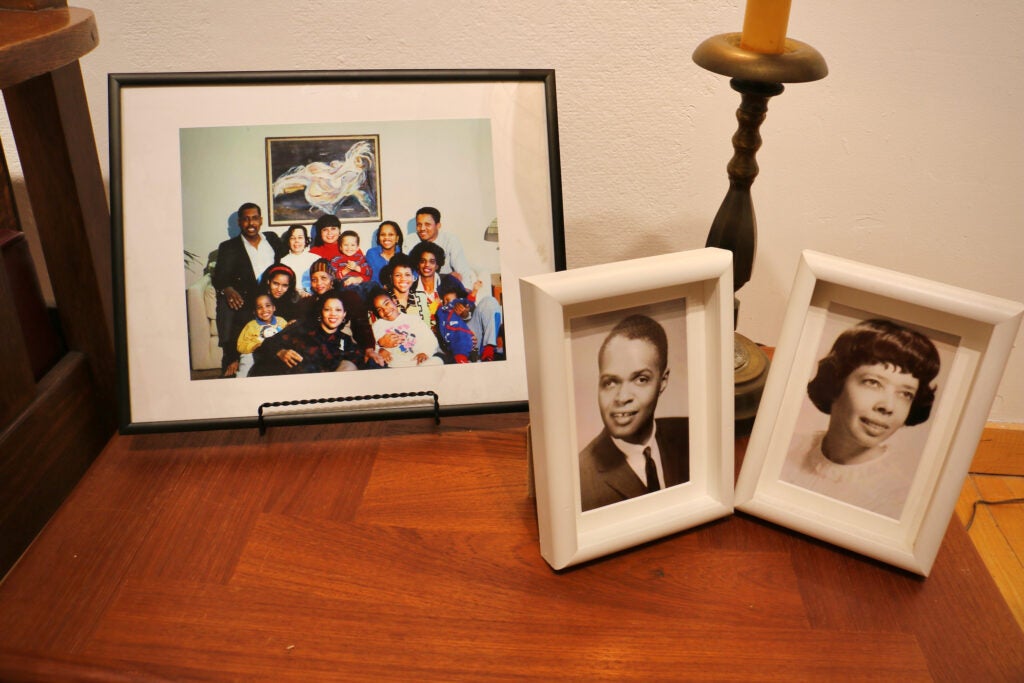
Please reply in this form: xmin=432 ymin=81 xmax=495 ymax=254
xmin=211 ymin=202 xmax=285 ymax=377
xmin=579 ymin=314 xmax=689 ymax=512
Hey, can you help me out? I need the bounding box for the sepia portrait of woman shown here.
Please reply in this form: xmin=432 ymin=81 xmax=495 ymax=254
xmin=780 ymin=318 xmax=941 ymax=519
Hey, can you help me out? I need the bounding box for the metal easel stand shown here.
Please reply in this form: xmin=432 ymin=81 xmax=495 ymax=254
xmin=257 ymin=390 xmax=440 ymax=435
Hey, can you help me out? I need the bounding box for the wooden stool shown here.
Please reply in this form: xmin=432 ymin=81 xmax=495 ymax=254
xmin=0 ymin=1 xmax=115 ymax=574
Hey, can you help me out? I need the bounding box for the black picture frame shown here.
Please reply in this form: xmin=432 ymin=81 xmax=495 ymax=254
xmin=109 ymin=69 xmax=565 ymax=433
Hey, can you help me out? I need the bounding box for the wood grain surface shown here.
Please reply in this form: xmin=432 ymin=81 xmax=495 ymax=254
xmin=1 ymin=1 xmax=116 ymax=578
xmin=0 ymin=6 xmax=97 ymax=89
xmin=0 ymin=413 xmax=1021 ymax=681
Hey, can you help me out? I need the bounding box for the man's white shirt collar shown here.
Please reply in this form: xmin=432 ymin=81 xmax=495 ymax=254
xmin=610 ymin=422 xmax=665 ymax=489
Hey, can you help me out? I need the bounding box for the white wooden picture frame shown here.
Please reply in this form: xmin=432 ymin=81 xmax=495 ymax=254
xmin=521 ymin=248 xmax=734 ymax=570
xmin=736 ymin=250 xmax=1023 ymax=576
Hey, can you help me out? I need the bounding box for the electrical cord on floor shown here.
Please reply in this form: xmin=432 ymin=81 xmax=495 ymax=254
xmin=964 ymin=497 xmax=1024 ymax=532
xmin=963 ymin=472 xmax=1024 ymax=532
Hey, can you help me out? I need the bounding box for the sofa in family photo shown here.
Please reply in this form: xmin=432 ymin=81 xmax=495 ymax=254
xmin=185 ymin=253 xmax=222 ymax=372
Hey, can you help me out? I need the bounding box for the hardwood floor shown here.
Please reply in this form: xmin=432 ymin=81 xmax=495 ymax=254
xmin=956 ymin=424 xmax=1024 ymax=632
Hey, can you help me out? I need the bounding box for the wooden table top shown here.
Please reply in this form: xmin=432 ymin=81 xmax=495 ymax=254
xmin=1 ymin=412 xmax=1021 ymax=681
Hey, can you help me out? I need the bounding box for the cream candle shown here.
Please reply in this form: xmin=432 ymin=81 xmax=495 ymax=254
xmin=740 ymin=0 xmax=792 ymax=55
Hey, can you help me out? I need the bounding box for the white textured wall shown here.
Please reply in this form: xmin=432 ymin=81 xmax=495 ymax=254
xmin=4 ymin=1 xmax=1023 ymax=421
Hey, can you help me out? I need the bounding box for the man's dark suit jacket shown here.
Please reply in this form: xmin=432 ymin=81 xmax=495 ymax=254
xmin=211 ymin=231 xmax=285 ymax=364
xmin=211 ymin=231 xmax=285 ymax=302
xmin=578 ymin=416 xmax=690 ymax=512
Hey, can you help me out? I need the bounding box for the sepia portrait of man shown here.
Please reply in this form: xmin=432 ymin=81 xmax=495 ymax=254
xmin=575 ymin=309 xmax=690 ymax=512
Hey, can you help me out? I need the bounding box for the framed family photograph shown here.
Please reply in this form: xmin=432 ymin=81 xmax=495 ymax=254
xmin=736 ymin=250 xmax=1024 ymax=575
xmin=110 ymin=69 xmax=565 ymax=433
xmin=521 ymin=248 xmax=734 ymax=570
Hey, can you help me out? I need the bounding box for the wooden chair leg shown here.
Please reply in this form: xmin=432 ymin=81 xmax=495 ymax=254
xmin=3 ymin=61 xmax=115 ymax=407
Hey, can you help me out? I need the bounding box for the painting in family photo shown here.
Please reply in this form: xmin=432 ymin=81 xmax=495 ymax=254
xmin=266 ymin=135 xmax=382 ymax=225
xmin=181 ymin=118 xmax=504 ymax=381
xmin=779 ymin=304 xmax=957 ymax=519
xmin=570 ymin=300 xmax=689 ymax=512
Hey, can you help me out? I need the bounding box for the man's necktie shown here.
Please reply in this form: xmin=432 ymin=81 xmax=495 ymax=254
xmin=644 ymin=446 xmax=660 ymax=492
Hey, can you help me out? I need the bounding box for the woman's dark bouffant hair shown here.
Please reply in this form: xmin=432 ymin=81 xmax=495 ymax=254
xmin=807 ymin=319 xmax=940 ymax=426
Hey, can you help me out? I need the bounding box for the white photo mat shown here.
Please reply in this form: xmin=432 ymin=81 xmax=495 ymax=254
xmin=521 ymin=248 xmax=734 ymax=570
xmin=110 ymin=70 xmax=564 ymax=432
xmin=736 ymin=250 xmax=1023 ymax=575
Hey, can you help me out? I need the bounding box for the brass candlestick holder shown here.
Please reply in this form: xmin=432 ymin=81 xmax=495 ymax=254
xmin=692 ymin=32 xmax=827 ymax=426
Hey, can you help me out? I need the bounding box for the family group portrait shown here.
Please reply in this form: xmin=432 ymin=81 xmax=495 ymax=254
xmin=181 ymin=118 xmax=504 ymax=382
